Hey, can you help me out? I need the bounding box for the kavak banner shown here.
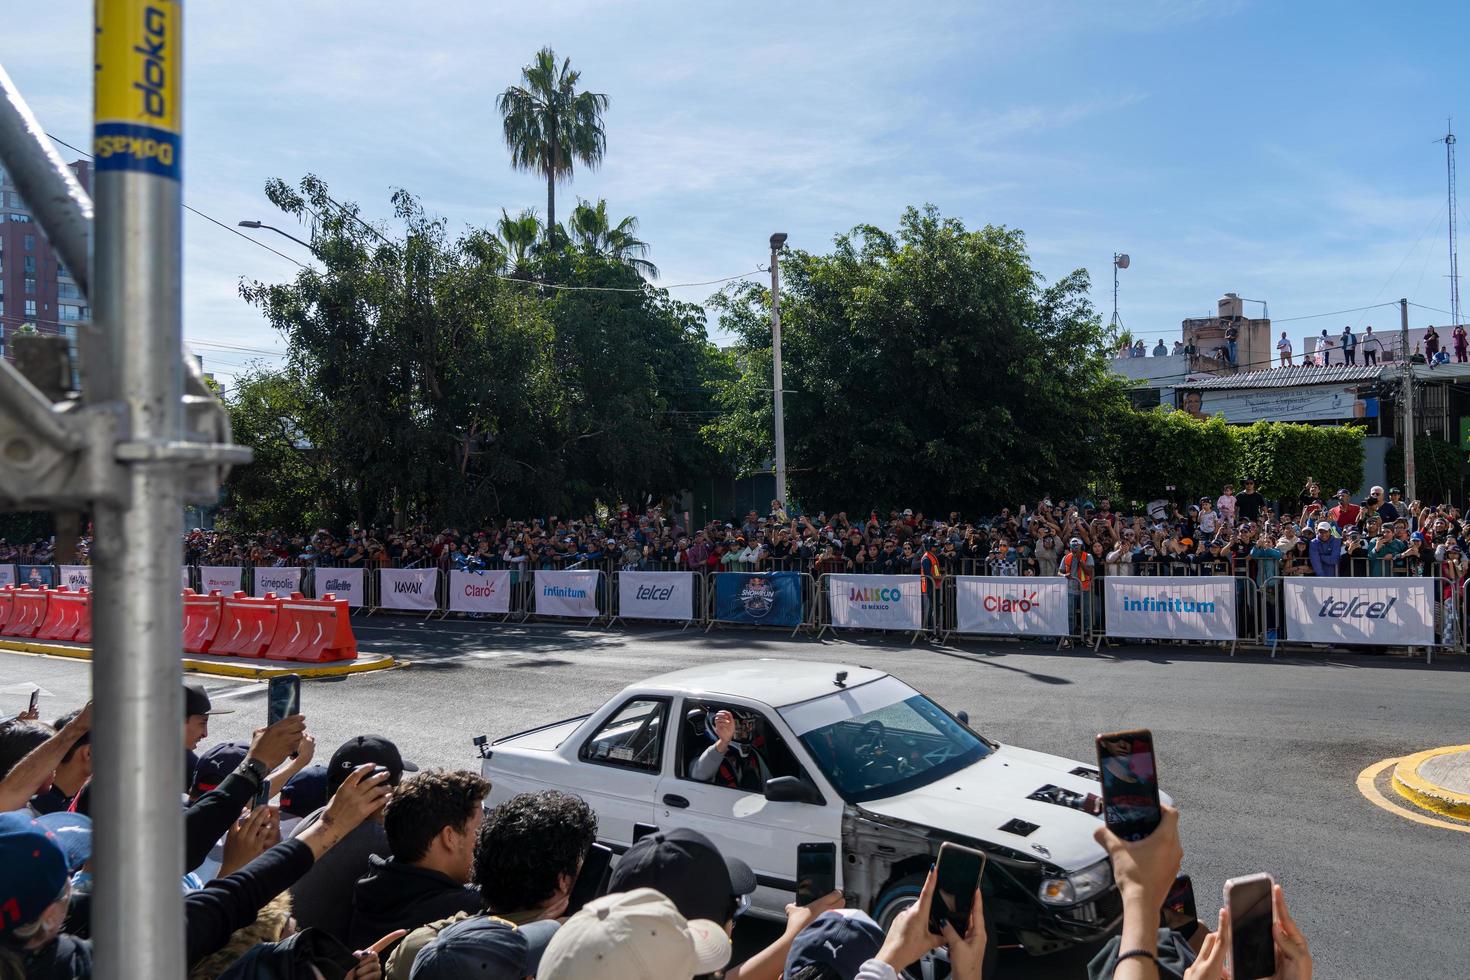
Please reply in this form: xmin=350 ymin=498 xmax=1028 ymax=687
xmin=314 ymin=567 xmax=366 ymax=608
xmin=199 ymin=566 xmax=243 ymax=595
xmin=450 ymin=568 xmax=512 ymax=614
xmin=58 ymin=566 xmax=92 ymax=591
xmin=535 ymin=570 xmax=602 ymax=617
xmin=618 ymin=571 xmax=695 ymax=621
xmin=379 ymin=567 xmax=440 ymax=612
xmin=1283 ymin=577 xmax=1435 ymax=647
xmin=955 ymin=577 xmax=1070 ymax=636
xmin=713 ymin=572 xmax=804 ymax=627
xmin=1104 ymin=576 xmax=1236 ymax=642
xmin=0 ymin=565 xmax=18 ymax=588
xmin=253 ymin=567 xmax=302 ymax=598
xmin=826 ymin=574 xmax=922 ymax=631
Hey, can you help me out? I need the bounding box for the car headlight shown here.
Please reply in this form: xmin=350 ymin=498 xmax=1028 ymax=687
xmin=1038 ymin=859 xmax=1113 ymax=906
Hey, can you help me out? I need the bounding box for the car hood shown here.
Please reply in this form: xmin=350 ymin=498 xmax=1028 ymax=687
xmin=859 ymin=743 xmax=1111 ymax=872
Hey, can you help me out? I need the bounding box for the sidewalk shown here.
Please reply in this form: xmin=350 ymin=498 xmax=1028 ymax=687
xmin=0 ymin=638 xmax=395 ymax=679
xmin=1393 ymin=744 xmax=1470 ymax=820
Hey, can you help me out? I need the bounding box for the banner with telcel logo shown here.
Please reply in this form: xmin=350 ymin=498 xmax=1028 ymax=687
xmin=57 ymin=566 xmax=92 ymax=591
xmin=253 ymin=567 xmax=302 ymax=598
xmin=379 ymin=568 xmax=440 ymax=612
xmin=450 ymin=569 xmax=512 ymax=614
xmin=314 ymin=567 xmax=366 ymax=608
xmin=618 ymin=571 xmax=694 ymax=621
xmin=826 ymin=574 xmax=922 ymax=631
xmin=1283 ymin=578 xmax=1435 ymax=647
xmin=199 ymin=566 xmax=243 ymax=595
xmin=955 ymin=577 xmax=1070 ymax=636
xmin=1104 ymin=576 xmax=1236 ymax=642
xmin=714 ymin=572 xmax=803 ymax=627
xmin=536 ymin=570 xmax=601 ymax=617
xmin=0 ymin=565 xmax=16 ymax=588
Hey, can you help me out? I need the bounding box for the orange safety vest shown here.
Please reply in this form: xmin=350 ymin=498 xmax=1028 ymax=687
xmin=920 ymin=551 xmax=942 ymax=593
xmin=1061 ymin=551 xmax=1092 ymax=587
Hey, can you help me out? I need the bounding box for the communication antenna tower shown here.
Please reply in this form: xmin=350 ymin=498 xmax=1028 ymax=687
xmin=1442 ymin=121 xmax=1461 ymax=329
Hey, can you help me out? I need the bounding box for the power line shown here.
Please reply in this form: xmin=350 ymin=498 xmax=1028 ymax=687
xmin=1272 ymin=302 xmax=1400 ymax=323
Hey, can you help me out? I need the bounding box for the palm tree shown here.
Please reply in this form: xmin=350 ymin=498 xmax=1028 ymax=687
xmin=568 ymin=198 xmax=659 ymax=279
xmin=496 ymin=208 xmax=543 ymax=278
xmin=497 ymin=48 xmax=608 ymax=239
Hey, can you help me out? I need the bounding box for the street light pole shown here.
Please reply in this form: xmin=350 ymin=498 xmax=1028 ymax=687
xmin=238 ymin=219 xmax=316 ymax=254
xmin=1401 ymin=297 xmax=1417 ymax=501
xmin=770 ymin=233 xmax=788 ymax=510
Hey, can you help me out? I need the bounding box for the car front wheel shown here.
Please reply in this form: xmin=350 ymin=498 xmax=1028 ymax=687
xmin=871 ymin=873 xmax=998 ymax=980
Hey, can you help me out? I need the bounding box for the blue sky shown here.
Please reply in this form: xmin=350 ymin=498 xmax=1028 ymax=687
xmin=7 ymin=0 xmax=1467 ymax=385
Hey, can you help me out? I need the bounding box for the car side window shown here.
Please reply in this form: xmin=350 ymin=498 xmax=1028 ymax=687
xmin=579 ymin=697 xmax=668 ymax=773
xmin=677 ymin=700 xmax=810 ymax=789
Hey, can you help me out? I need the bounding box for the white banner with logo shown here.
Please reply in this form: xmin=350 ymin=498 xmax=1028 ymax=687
xmin=0 ymin=565 xmax=17 ymax=589
xmin=1104 ymin=576 xmax=1236 ymax=642
xmin=1283 ymin=577 xmax=1435 ymax=647
xmin=57 ymin=565 xmax=92 ymax=591
xmin=449 ymin=568 xmax=512 ymax=614
xmin=252 ymin=567 xmax=302 ymax=598
xmin=826 ymin=574 xmax=923 ymax=630
xmin=955 ymin=577 xmax=1071 ymax=636
xmin=618 ymin=571 xmax=695 ymax=621
xmin=314 ymin=567 xmax=366 ymax=608
xmin=181 ymin=566 xmax=193 ymax=591
xmin=379 ymin=567 xmax=440 ymax=611
xmin=535 ymin=569 xmax=602 ymax=618
xmin=199 ymin=566 xmax=244 ymax=596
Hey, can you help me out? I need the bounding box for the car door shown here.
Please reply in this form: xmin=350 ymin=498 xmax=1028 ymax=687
xmin=654 ymin=696 xmax=843 ymax=915
xmin=571 ymin=695 xmax=669 ymax=848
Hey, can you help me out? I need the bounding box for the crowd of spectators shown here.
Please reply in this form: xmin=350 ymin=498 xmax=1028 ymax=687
xmin=0 ymin=686 xmax=1312 ymax=980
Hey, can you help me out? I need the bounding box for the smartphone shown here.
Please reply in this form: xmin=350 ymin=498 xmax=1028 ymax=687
xmin=252 ymin=778 xmax=270 ymax=810
xmin=1225 ymin=874 xmax=1276 ymax=979
xmin=564 ymin=842 xmax=613 ymax=917
xmin=1095 ymin=729 xmax=1162 ymax=842
xmin=266 ymin=674 xmax=300 ymax=727
xmin=929 ymin=841 xmax=986 ymax=935
xmin=28 ymin=690 xmax=39 ymax=716
xmin=632 ymin=822 xmax=659 ymax=844
xmin=1161 ymin=874 xmax=1196 ymax=930
xmin=796 ymin=842 xmax=837 ymax=907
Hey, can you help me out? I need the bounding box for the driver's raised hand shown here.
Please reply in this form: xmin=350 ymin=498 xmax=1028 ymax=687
xmin=713 ymin=710 xmax=736 ymax=750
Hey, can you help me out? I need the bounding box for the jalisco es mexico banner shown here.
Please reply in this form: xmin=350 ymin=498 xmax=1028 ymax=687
xmin=535 ymin=570 xmax=602 ymax=617
xmin=954 ymin=577 xmax=1070 ymax=636
xmin=713 ymin=571 xmax=803 ymax=627
xmin=1104 ymin=576 xmax=1237 ymax=642
xmin=379 ymin=567 xmax=440 ymax=612
xmin=253 ymin=567 xmax=303 ymax=598
xmin=1282 ymin=577 xmax=1435 ymax=647
xmin=825 ymin=574 xmax=922 ymax=631
xmin=450 ymin=569 xmax=512 ymax=614
xmin=198 ymin=566 xmax=244 ymax=596
xmin=313 ymin=567 xmax=366 ymax=608
xmin=617 ymin=571 xmax=695 ymax=621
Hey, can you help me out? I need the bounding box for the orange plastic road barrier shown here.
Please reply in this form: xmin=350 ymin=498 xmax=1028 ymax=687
xmin=36 ymin=588 xmax=90 ymax=642
xmin=182 ymin=589 xmax=225 ymax=654
xmin=73 ymin=590 xmax=93 ymax=644
xmin=265 ymin=592 xmax=357 ymax=662
xmin=210 ymin=592 xmax=281 ymax=658
xmin=0 ymin=588 xmax=13 ymax=632
xmin=4 ymin=587 xmax=49 ymax=638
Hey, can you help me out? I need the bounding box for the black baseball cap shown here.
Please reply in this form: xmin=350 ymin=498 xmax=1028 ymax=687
xmin=409 ymin=916 xmax=559 ymax=980
xmin=279 ymin=764 xmax=329 ymax=817
xmin=184 ymin=682 xmax=233 ymax=718
xmin=326 ymin=734 xmax=418 ymax=792
xmin=606 ymin=827 xmax=756 ymax=924
xmin=191 ymin=740 xmax=249 ymax=794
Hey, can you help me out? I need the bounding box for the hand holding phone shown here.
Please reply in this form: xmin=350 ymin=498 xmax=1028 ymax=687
xmin=267 ymin=674 xmax=301 ymax=726
xmin=796 ymin=842 xmax=836 ymax=907
xmin=1224 ymin=873 xmax=1276 ymax=980
xmin=564 ymin=842 xmax=613 ymax=917
xmin=929 ymin=842 xmax=986 ymax=935
xmin=252 ymin=779 xmax=271 ymax=810
xmin=1095 ymin=729 xmax=1162 ymax=842
xmin=27 ymin=689 xmax=40 ymax=718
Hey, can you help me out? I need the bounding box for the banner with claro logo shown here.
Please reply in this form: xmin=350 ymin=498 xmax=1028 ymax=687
xmin=450 ymin=569 xmax=512 ymax=614
xmin=57 ymin=566 xmax=92 ymax=591
xmin=826 ymin=574 xmax=922 ymax=631
xmin=379 ymin=567 xmax=440 ymax=612
xmin=618 ymin=571 xmax=695 ymax=621
xmin=713 ymin=571 xmax=803 ymax=627
xmin=199 ymin=566 xmax=243 ymax=596
xmin=253 ymin=567 xmax=302 ymax=599
xmin=313 ymin=567 xmax=366 ymax=608
xmin=1104 ymin=576 xmax=1236 ymax=642
xmin=954 ymin=577 xmax=1070 ymax=636
xmin=1282 ymin=577 xmax=1435 ymax=647
xmin=535 ymin=570 xmax=602 ymax=618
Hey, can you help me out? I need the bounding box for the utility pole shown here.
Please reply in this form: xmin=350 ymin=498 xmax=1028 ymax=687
xmin=1110 ymin=252 xmax=1130 ymax=331
xmin=770 ymin=233 xmax=788 ymax=510
xmin=1442 ymin=122 xmax=1461 ymax=331
xmin=1401 ymin=298 xmax=1416 ymax=502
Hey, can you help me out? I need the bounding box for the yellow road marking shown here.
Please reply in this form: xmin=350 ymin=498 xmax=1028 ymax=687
xmin=0 ymin=639 xmax=395 ymax=678
xmin=1392 ymin=744 xmax=1470 ymax=820
xmin=1356 ymin=757 xmax=1470 ymax=834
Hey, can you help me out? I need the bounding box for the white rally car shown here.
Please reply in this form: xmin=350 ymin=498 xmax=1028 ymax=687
xmin=477 ymin=660 xmax=1127 ymax=966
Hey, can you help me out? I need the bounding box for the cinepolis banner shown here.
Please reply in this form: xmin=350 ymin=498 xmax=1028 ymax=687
xmin=253 ymin=567 xmax=302 ymax=598
xmin=826 ymin=574 xmax=922 ymax=630
xmin=199 ymin=566 xmax=243 ymax=595
xmin=379 ymin=567 xmax=440 ymax=612
xmin=0 ymin=565 xmax=16 ymax=588
xmin=314 ymin=567 xmax=366 ymax=608
xmin=954 ymin=577 xmax=1070 ymax=636
xmin=57 ymin=565 xmax=92 ymax=591
xmin=1104 ymin=576 xmax=1236 ymax=642
xmin=535 ymin=569 xmax=601 ymax=618
xmin=1282 ymin=578 xmax=1435 ymax=647
xmin=450 ymin=568 xmax=512 ymax=615
xmin=618 ymin=571 xmax=694 ymax=621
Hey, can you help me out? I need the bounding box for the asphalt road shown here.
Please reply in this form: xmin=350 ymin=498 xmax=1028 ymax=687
xmin=7 ymin=620 xmax=1470 ymax=979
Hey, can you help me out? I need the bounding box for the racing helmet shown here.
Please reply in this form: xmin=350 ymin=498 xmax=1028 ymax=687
xmin=704 ymin=707 xmax=762 ymax=758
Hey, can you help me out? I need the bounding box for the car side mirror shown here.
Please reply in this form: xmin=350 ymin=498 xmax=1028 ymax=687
xmin=765 ymin=776 xmax=822 ymax=805
xmin=956 ymin=711 xmax=970 ymax=726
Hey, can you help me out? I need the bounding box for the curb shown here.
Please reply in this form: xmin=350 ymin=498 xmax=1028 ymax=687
xmin=1392 ymin=744 xmax=1470 ymax=821
xmin=0 ymin=639 xmax=396 ymax=679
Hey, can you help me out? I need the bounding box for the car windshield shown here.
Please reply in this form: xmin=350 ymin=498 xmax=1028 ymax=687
xmin=781 ymin=678 xmax=992 ymax=803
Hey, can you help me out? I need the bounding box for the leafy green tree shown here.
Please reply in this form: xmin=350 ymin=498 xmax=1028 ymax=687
xmin=219 ymin=366 xmax=333 ymax=530
xmin=1387 ymin=437 xmax=1465 ymax=503
xmin=496 ymin=208 xmax=542 ymax=278
xmin=568 ymin=198 xmax=658 ymax=279
xmin=497 ymin=47 xmax=608 ymax=238
xmin=1236 ymin=421 xmax=1364 ymax=504
xmin=1114 ymin=410 xmax=1239 ymax=505
xmin=707 ymin=205 xmax=1128 ymax=511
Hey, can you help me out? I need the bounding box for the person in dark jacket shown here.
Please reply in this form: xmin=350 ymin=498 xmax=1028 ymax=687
xmin=346 ymin=770 xmax=488 ymax=951
xmin=185 ymin=715 xmax=308 ymax=875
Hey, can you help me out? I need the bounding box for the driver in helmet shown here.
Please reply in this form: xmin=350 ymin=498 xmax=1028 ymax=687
xmin=691 ymin=708 xmax=770 ymax=791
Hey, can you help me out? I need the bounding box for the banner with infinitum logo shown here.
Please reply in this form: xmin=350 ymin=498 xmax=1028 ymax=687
xmin=826 ymin=574 xmax=922 ymax=630
xmin=379 ymin=568 xmax=440 ymax=612
xmin=618 ymin=571 xmax=694 ymax=621
xmin=535 ymin=570 xmax=601 ymax=617
xmin=955 ymin=577 xmax=1070 ymax=636
xmin=1104 ymin=576 xmax=1236 ymax=642
xmin=1283 ymin=577 xmax=1435 ymax=646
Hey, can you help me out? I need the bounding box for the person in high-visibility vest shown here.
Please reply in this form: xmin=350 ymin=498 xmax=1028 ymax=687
xmin=919 ymin=540 xmax=942 ymax=633
xmin=1058 ymin=537 xmax=1094 ymax=645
